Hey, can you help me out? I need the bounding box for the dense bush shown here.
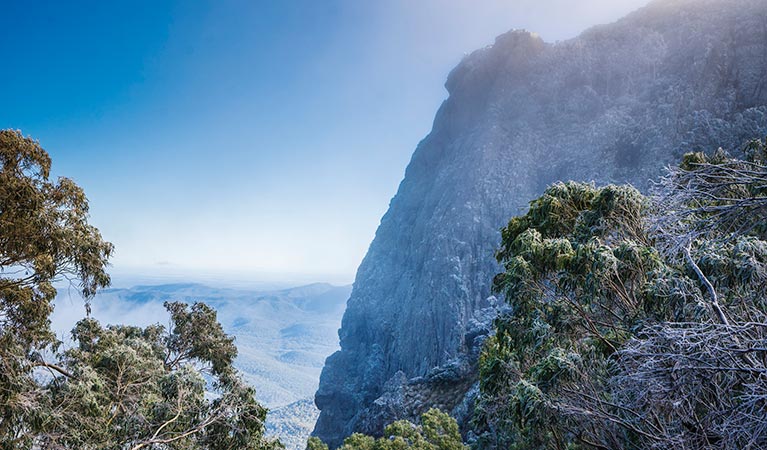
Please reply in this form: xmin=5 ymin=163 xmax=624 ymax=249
xmin=311 ymin=409 xmax=467 ymax=450
xmin=474 ymin=139 xmax=767 ymax=449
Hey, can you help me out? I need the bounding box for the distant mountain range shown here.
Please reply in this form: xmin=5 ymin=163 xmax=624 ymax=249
xmin=51 ymin=281 xmax=351 ymax=450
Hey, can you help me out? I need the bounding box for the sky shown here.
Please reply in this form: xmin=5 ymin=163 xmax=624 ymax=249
xmin=0 ymin=0 xmax=649 ymax=286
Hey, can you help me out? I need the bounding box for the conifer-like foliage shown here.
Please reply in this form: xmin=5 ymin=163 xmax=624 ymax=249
xmin=317 ymin=409 xmax=467 ymax=450
xmin=475 ymin=139 xmax=767 ymax=450
xmin=0 ymin=130 xmax=278 ymax=450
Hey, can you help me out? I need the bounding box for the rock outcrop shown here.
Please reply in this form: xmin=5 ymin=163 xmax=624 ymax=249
xmin=314 ymin=0 xmax=767 ymax=446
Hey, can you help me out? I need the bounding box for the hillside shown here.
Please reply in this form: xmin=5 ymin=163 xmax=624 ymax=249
xmin=313 ymin=0 xmax=767 ymax=446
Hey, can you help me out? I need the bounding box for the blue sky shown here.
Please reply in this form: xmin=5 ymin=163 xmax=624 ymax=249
xmin=0 ymin=0 xmax=648 ymax=284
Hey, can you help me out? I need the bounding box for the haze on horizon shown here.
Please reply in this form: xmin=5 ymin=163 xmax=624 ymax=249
xmin=0 ymin=0 xmax=648 ymax=284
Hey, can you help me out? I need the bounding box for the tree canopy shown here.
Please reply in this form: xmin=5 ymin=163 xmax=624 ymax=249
xmin=0 ymin=130 xmax=278 ymax=450
xmin=0 ymin=129 xmax=113 ymax=447
xmin=474 ymin=139 xmax=767 ymax=449
xmin=38 ymin=302 xmax=280 ymax=450
xmin=312 ymin=409 xmax=467 ymax=450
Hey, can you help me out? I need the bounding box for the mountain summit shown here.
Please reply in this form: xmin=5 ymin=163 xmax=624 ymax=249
xmin=313 ymin=0 xmax=767 ymax=446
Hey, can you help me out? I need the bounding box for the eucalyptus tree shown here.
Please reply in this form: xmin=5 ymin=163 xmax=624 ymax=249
xmin=0 ymin=130 xmax=278 ymax=450
xmin=325 ymin=409 xmax=467 ymax=450
xmin=474 ymin=181 xmax=669 ymax=450
xmin=474 ymin=139 xmax=767 ymax=449
xmin=38 ymin=302 xmax=281 ymax=450
xmin=0 ymin=129 xmax=113 ymax=447
xmin=612 ymin=139 xmax=767 ymax=449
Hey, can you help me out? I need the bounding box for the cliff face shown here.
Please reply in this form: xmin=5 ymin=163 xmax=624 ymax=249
xmin=314 ymin=0 xmax=767 ymax=446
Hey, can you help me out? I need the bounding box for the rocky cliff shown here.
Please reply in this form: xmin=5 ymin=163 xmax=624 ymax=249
xmin=313 ymin=0 xmax=767 ymax=446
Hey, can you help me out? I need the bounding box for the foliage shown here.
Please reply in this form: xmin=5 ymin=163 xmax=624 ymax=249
xmin=320 ymin=409 xmax=467 ymax=450
xmin=0 ymin=131 xmax=278 ymax=449
xmin=0 ymin=129 xmax=113 ymax=448
xmin=475 ymin=181 xmax=664 ymax=449
xmin=651 ymin=139 xmax=767 ymax=256
xmin=613 ymin=320 xmax=767 ymax=449
xmin=35 ymin=302 xmax=280 ymax=450
xmin=307 ymin=436 xmax=330 ymax=450
xmin=474 ymin=138 xmax=767 ymax=449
